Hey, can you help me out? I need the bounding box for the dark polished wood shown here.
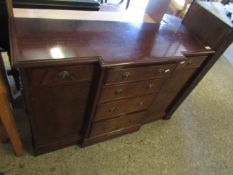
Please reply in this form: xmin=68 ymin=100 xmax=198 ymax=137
xmin=90 ymin=111 xmax=145 ymax=137
xmin=166 ymin=1 xmax=233 ymax=119
xmin=9 ymin=10 xmax=228 ymax=154
xmin=82 ymin=124 xmax=140 ymax=147
xmin=10 ymin=14 xmax=209 ymax=68
xmin=182 ymin=1 xmax=232 ymax=50
xmin=21 ymin=64 xmax=95 ymax=154
xmin=100 ymin=78 xmax=166 ymax=103
xmin=104 ymin=64 xmax=176 ymax=85
xmin=25 ymin=65 xmax=93 ymax=87
xmin=0 ymin=0 xmax=100 ymax=51
xmin=146 ymin=58 xmax=207 ymax=123
xmin=95 ymin=95 xmax=154 ymax=121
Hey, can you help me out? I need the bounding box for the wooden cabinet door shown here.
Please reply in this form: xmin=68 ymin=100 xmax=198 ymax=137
xmin=29 ymin=82 xmax=91 ymax=151
xmin=145 ymin=68 xmax=197 ymax=123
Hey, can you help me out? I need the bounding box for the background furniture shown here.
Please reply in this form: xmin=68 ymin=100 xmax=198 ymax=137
xmin=13 ymin=0 xmax=100 ymax=10
xmin=166 ymin=0 xmax=233 ymax=119
xmin=169 ymin=0 xmax=193 ymax=17
xmin=0 ymin=0 xmax=100 ymax=52
xmin=102 ymin=0 xmax=130 ymax=9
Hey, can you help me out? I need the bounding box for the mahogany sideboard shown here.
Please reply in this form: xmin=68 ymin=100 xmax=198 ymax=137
xmin=9 ymin=1 xmax=233 ymax=155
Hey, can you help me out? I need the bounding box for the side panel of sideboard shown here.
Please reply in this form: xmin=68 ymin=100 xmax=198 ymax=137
xmin=145 ymin=56 xmax=209 ymax=123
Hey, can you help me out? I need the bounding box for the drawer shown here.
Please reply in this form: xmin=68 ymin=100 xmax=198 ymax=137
xmin=95 ymin=95 xmax=154 ymax=121
xmin=176 ymin=56 xmax=207 ymax=69
xmin=100 ymin=78 xmax=166 ymax=102
xmin=90 ymin=111 xmax=145 ymax=137
xmin=104 ymin=63 xmax=176 ymax=84
xmin=27 ymin=65 xmax=94 ymax=86
xmin=150 ymin=64 xmax=176 ymax=78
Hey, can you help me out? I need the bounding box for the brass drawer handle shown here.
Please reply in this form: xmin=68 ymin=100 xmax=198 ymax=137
xmin=115 ymin=89 xmax=123 ymax=95
xmin=180 ymin=61 xmax=186 ymax=65
xmin=138 ymin=101 xmax=144 ymax=106
xmin=164 ymin=69 xmax=171 ymax=73
xmin=108 ymin=107 xmax=117 ymax=113
xmin=58 ymin=70 xmax=70 ymax=80
xmin=122 ymin=72 xmax=131 ymax=79
xmin=145 ymin=83 xmax=154 ymax=90
xmin=157 ymin=68 xmax=170 ymax=74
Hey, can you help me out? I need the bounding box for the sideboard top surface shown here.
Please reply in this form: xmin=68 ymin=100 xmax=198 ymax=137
xmin=10 ymin=14 xmax=212 ymax=68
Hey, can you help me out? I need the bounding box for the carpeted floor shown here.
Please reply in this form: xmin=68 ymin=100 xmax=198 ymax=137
xmin=1 ymin=57 xmax=233 ymax=175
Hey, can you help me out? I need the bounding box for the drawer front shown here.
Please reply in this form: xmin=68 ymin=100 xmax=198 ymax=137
xmin=150 ymin=64 xmax=176 ymax=78
xmin=95 ymin=95 xmax=154 ymax=121
xmin=105 ymin=63 xmax=176 ymax=84
xmin=100 ymin=78 xmax=166 ymax=102
xmin=27 ymin=65 xmax=94 ymax=86
xmin=90 ymin=111 xmax=145 ymax=137
xmin=176 ymin=56 xmax=207 ymax=69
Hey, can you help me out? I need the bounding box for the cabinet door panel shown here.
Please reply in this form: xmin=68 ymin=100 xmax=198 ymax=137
xmin=30 ymin=82 xmax=91 ymax=146
xmin=145 ymin=68 xmax=197 ymax=123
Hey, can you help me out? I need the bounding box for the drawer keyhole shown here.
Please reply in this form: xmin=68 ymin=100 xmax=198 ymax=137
xmin=108 ymin=107 xmax=117 ymax=113
xmin=187 ymin=60 xmax=192 ymax=65
xmin=139 ymin=101 xmax=144 ymax=106
xmin=58 ymin=71 xmax=70 ymax=80
xmin=157 ymin=68 xmax=170 ymax=74
xmin=122 ymin=72 xmax=131 ymax=79
xmin=115 ymin=89 xmax=123 ymax=95
xmin=146 ymin=83 xmax=154 ymax=90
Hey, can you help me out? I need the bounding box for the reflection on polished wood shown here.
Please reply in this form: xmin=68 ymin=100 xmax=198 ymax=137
xmin=11 ymin=14 xmax=209 ymax=68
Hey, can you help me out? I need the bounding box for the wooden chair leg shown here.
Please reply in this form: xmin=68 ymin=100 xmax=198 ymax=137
xmin=0 ymin=121 xmax=7 ymax=143
xmin=0 ymin=94 xmax=23 ymax=156
xmin=0 ymin=126 xmax=4 ymax=144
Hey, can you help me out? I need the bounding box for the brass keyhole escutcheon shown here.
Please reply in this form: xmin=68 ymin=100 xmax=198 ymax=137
xmin=187 ymin=60 xmax=192 ymax=65
xmin=115 ymin=89 xmax=123 ymax=95
xmin=108 ymin=107 xmax=116 ymax=113
xmin=146 ymin=83 xmax=153 ymax=90
xmin=58 ymin=70 xmax=70 ymax=80
xmin=122 ymin=72 xmax=131 ymax=79
xmin=139 ymin=101 xmax=144 ymax=106
xmin=157 ymin=68 xmax=170 ymax=74
xmin=157 ymin=68 xmax=165 ymax=73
